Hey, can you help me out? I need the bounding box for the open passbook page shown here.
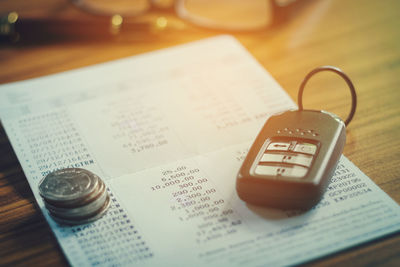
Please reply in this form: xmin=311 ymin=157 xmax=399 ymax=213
xmin=0 ymin=35 xmax=399 ymax=266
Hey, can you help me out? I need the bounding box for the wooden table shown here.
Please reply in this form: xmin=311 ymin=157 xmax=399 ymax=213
xmin=0 ymin=0 xmax=399 ymax=266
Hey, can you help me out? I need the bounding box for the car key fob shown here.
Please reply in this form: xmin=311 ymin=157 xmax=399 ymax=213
xmin=236 ymin=109 xmax=346 ymax=209
xmin=236 ymin=66 xmax=357 ymax=210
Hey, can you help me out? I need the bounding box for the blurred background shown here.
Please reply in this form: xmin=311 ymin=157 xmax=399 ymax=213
xmin=1 ymin=0 xmax=399 ymax=128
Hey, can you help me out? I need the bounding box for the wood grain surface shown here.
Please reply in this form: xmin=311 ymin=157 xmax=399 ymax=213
xmin=0 ymin=0 xmax=399 ymax=266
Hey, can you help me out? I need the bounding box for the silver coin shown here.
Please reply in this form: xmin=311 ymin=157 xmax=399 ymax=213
xmin=39 ymin=168 xmax=99 ymax=202
xmin=45 ymin=181 xmax=108 ymax=218
xmin=50 ymin=194 xmax=111 ymax=226
xmin=44 ymin=176 xmax=103 ymax=208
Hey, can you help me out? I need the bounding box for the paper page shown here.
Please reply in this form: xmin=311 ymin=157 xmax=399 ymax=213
xmin=0 ymin=35 xmax=399 ymax=266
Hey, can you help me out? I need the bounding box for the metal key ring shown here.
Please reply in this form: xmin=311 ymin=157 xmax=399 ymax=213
xmin=297 ymin=66 xmax=357 ymax=126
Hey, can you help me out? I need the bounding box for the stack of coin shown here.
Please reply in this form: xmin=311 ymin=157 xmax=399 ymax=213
xmin=38 ymin=168 xmax=110 ymax=225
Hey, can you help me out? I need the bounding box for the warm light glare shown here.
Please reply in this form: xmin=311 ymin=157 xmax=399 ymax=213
xmin=156 ymin=17 xmax=168 ymax=29
xmin=7 ymin=12 xmax=18 ymax=24
xmin=111 ymin=14 xmax=124 ymax=28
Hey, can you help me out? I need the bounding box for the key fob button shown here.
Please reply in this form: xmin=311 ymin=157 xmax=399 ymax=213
xmin=259 ymin=153 xmax=313 ymax=167
xmin=255 ymin=165 xmax=308 ymax=178
xmin=254 ymin=165 xmax=279 ymax=176
xmin=284 ymin=165 xmax=308 ymax=178
xmin=283 ymin=153 xmax=313 ymax=167
xmin=293 ymin=143 xmax=317 ymax=155
xmin=266 ymin=142 xmax=291 ymax=151
xmin=259 ymin=153 xmax=286 ymax=163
